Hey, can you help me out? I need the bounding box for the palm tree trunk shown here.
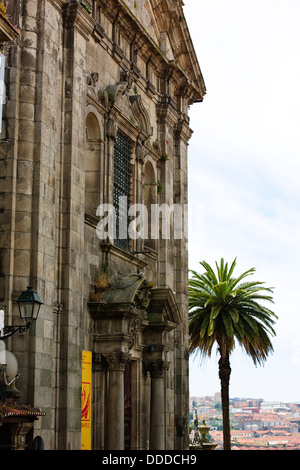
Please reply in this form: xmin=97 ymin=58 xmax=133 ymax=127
xmin=218 ymin=352 xmax=231 ymax=450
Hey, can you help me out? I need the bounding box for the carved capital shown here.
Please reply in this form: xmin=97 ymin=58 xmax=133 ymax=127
xmin=143 ymin=359 xmax=170 ymax=378
xmin=93 ymin=353 xmax=107 ymax=372
xmin=104 ymin=352 xmax=131 ymax=371
xmin=62 ymin=1 xmax=80 ymax=29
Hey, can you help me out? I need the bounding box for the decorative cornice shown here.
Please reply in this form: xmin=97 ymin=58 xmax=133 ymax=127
xmin=100 ymin=243 xmax=147 ymax=269
xmin=97 ymin=0 xmax=205 ymax=101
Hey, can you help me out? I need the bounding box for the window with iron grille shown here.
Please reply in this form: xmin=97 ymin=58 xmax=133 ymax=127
xmin=113 ymin=132 xmax=132 ymax=251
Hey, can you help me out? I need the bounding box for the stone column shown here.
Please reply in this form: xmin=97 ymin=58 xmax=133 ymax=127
xmin=92 ymin=353 xmax=107 ymax=450
xmin=146 ymin=359 xmax=169 ymax=450
xmin=105 ymin=352 xmax=131 ymax=450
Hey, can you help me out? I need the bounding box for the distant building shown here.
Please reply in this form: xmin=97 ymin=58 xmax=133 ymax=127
xmin=231 ymin=398 xmax=263 ymax=409
xmin=261 ymin=401 xmax=290 ymax=411
xmin=213 ymin=392 xmax=221 ymax=403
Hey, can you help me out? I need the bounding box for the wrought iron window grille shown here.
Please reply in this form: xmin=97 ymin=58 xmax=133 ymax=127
xmin=113 ymin=132 xmax=132 ymax=252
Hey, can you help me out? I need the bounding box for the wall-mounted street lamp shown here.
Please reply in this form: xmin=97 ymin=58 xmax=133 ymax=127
xmin=0 ymin=286 xmax=43 ymax=340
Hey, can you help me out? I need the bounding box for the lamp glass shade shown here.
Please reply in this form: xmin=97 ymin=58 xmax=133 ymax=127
xmin=16 ymin=286 xmax=43 ymax=322
xmin=0 ymin=349 xmax=18 ymax=383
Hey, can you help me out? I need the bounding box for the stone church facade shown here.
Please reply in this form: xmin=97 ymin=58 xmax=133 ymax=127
xmin=0 ymin=0 xmax=205 ymax=450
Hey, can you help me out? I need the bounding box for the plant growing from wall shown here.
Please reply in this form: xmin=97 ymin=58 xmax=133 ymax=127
xmin=157 ymin=180 xmax=163 ymax=193
xmin=89 ymin=272 xmax=112 ymax=302
xmin=160 ymin=153 xmax=169 ymax=162
xmin=107 ymin=91 xmax=115 ymax=102
xmin=80 ymin=2 xmax=91 ymax=13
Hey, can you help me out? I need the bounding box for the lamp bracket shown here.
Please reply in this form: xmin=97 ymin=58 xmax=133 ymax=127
xmin=0 ymin=322 xmax=31 ymax=340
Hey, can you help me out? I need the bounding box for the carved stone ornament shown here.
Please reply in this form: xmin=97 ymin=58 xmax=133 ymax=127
xmin=129 ymin=316 xmax=142 ymax=338
xmin=98 ymin=70 xmax=134 ymax=110
xmin=128 ymin=313 xmax=146 ymax=350
xmin=87 ymin=71 xmax=99 ymax=100
xmin=133 ymin=280 xmax=152 ymax=308
xmin=96 ymin=273 xmax=152 ymax=307
xmin=120 ymin=70 xmax=134 ymax=91
xmin=87 ymin=71 xmax=99 ymax=87
xmin=105 ymin=117 xmax=118 ymax=140
xmin=136 ymin=143 xmax=147 ymax=163
xmin=129 ymin=94 xmax=153 ymax=137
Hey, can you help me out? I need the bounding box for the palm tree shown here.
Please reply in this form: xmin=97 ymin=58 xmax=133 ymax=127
xmin=188 ymin=258 xmax=277 ymax=450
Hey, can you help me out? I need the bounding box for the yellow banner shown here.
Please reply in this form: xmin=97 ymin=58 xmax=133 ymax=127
xmin=81 ymin=350 xmax=92 ymax=450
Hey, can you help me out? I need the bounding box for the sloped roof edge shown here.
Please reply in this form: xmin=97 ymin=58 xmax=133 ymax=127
xmin=0 ymin=11 xmax=19 ymax=42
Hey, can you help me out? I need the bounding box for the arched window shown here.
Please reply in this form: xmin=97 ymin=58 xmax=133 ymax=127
xmin=144 ymin=160 xmax=156 ymax=250
xmin=85 ymin=112 xmax=101 ymax=215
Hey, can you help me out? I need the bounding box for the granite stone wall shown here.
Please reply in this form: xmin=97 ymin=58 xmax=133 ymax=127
xmin=0 ymin=0 xmax=205 ymax=450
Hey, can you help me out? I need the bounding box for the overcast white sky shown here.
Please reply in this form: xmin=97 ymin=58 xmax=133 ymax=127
xmin=183 ymin=0 xmax=300 ymax=402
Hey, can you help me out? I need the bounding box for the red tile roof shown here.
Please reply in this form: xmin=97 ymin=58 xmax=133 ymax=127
xmin=0 ymin=400 xmax=45 ymax=420
xmin=0 ymin=11 xmax=19 ymax=36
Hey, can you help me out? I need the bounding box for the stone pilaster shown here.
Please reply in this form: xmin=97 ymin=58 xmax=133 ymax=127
xmin=104 ymin=352 xmax=131 ymax=450
xmin=144 ymin=359 xmax=169 ymax=450
xmin=92 ymin=353 xmax=107 ymax=450
xmin=57 ymin=0 xmax=93 ymax=449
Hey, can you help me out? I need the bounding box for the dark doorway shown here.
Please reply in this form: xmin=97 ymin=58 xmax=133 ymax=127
xmin=0 ymin=423 xmax=11 ymax=450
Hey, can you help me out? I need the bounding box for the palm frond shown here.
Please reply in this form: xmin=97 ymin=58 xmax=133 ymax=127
xmin=188 ymin=258 xmax=277 ymax=366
